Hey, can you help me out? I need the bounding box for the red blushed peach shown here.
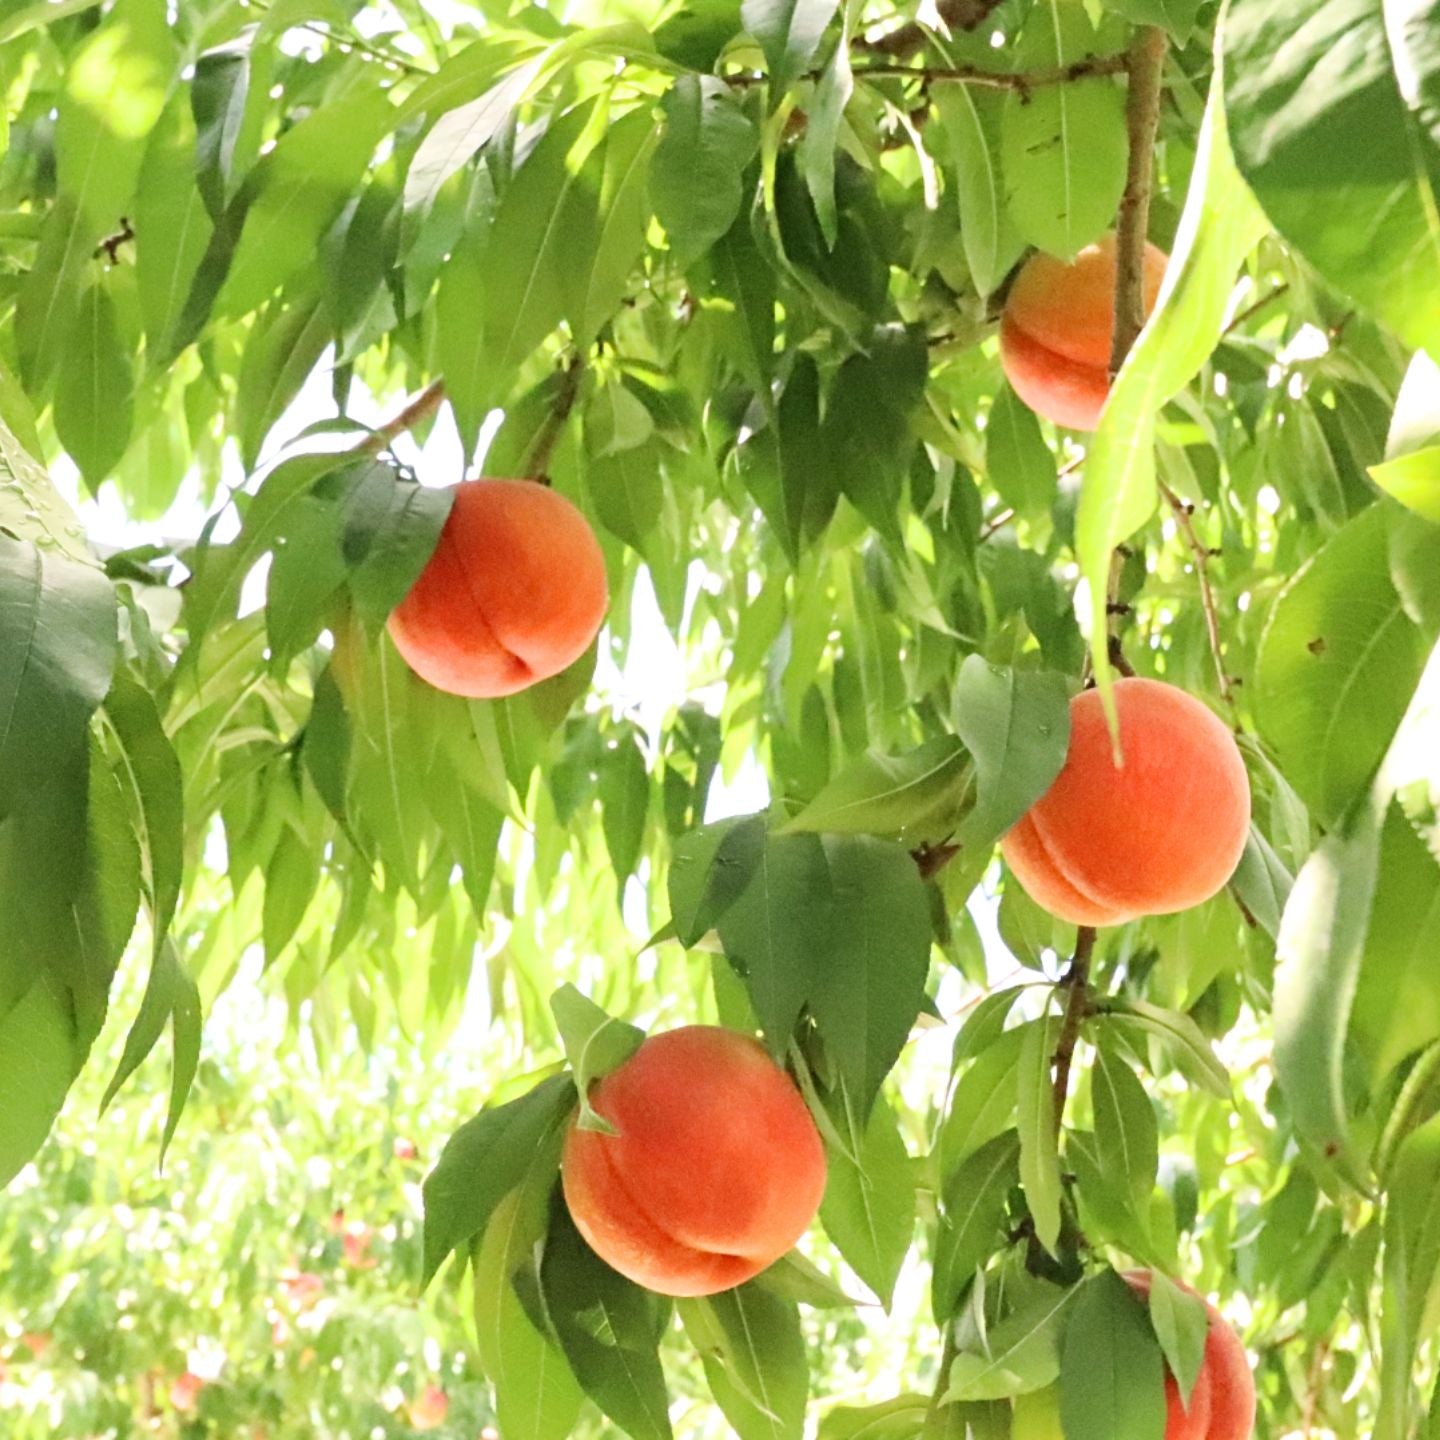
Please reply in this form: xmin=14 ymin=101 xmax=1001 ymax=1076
xmin=1000 ymin=678 xmax=1250 ymax=926
xmin=1000 ymin=233 xmax=1169 ymax=430
xmin=1123 ymin=1270 xmax=1255 ymax=1440
xmin=387 ymin=478 xmax=607 ymax=698
xmin=561 ymin=1027 xmax=827 ymax=1298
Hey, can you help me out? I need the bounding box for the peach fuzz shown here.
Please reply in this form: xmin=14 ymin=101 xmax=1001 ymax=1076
xmin=1000 ymin=233 xmax=1169 ymax=430
xmin=561 ymin=1026 xmax=827 ymax=1298
xmin=1123 ymin=1270 xmax=1255 ymax=1440
xmin=387 ymin=478 xmax=607 ymax=699
xmin=1000 ymin=678 xmax=1250 ymax=927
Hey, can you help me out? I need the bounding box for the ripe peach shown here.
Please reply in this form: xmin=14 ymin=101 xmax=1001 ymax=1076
xmin=387 ymin=479 xmax=607 ymax=698
xmin=561 ymin=1026 xmax=827 ymax=1297
xmin=1000 ymin=678 xmax=1250 ymax=926
xmin=999 ymin=233 xmax=1169 ymax=430
xmin=1123 ymin=1270 xmax=1255 ymax=1440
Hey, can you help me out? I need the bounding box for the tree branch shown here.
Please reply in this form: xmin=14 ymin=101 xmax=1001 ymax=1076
xmin=849 ymin=54 xmax=1129 ymax=89
xmin=355 ymin=378 xmax=448 ymax=457
xmin=1222 ymin=282 xmax=1291 ymax=338
xmin=524 ymin=358 xmax=586 ymax=481
xmin=1109 ymin=26 xmax=1167 ymax=378
xmin=1051 ymin=926 xmax=1096 ymax=1129
xmin=855 ymin=0 xmax=1007 ymax=59
xmin=1158 ymin=478 xmax=1238 ymax=717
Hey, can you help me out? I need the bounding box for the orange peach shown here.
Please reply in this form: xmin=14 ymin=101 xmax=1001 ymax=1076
xmin=1000 ymin=678 xmax=1250 ymax=926
xmin=387 ymin=478 xmax=607 ymax=698
xmin=561 ymin=1026 xmax=826 ymax=1297
xmin=1000 ymin=233 xmax=1168 ymax=430
xmin=1123 ymin=1270 xmax=1255 ymax=1440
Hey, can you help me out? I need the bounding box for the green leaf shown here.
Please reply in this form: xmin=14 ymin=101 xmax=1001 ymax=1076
xmin=599 ymin=730 xmax=650 ymax=884
xmin=1100 ymin=0 xmax=1203 ymax=42
xmin=953 ymin=658 xmax=1071 ymax=856
xmin=1017 ymin=1011 xmax=1062 ymax=1254
xmin=0 ymin=536 xmax=116 ymax=826
xmin=1228 ymin=825 xmax=1293 ymax=939
xmin=1091 ymin=1038 xmax=1159 ymax=1209
xmin=776 ymin=355 xmax=841 ymax=558
xmin=97 ymin=937 xmax=198 ymax=1126
xmin=741 ymin=0 xmax=839 ymax=99
xmin=549 ymin=983 xmax=645 ymax=1135
xmin=652 ymin=76 xmax=759 ymax=269
xmin=135 ymin=95 xmax=215 ymax=353
xmin=932 ymin=1129 xmax=1022 ymax=1323
xmin=403 ymin=55 xmax=545 ymax=225
xmin=798 ymin=25 xmax=853 ymax=248
xmin=421 ymin=1073 xmax=575 ymax=1284
xmin=217 ymin=81 xmax=395 ymax=318
xmin=1348 ymin=806 xmax=1440 ymax=1090
xmin=819 ymin=1395 xmax=929 ymax=1440
xmin=473 ymin=1188 xmax=585 ymax=1440
xmin=680 ymin=1284 xmax=808 ymax=1440
xmin=783 ymin=737 xmax=970 ymax=838
xmin=1255 ymin=503 xmax=1429 ymax=828
xmin=102 ymin=671 xmax=183 ymax=959
xmin=716 ymin=830 xmax=832 ymax=1051
xmin=1372 ymin=350 xmax=1440 ymax=522
xmin=235 ymin=289 xmax=333 ymax=471
xmin=933 ymin=83 xmax=1022 ymax=298
xmin=0 ymin=974 xmax=85 ymax=1190
xmin=944 ymin=1277 xmax=1075 ymax=1402
xmin=936 ymin=1021 xmax=1028 ymax=1179
xmin=437 ymin=102 xmax=601 ymax=448
xmin=586 ymin=443 xmax=664 ymax=553
xmin=1104 ymin=998 xmax=1229 ymax=1098
xmin=16 ymin=0 xmax=172 ymax=385
xmin=338 ymin=467 xmax=455 ymax=634
xmin=53 ymin=280 xmax=135 ymax=491
xmin=819 ymin=1093 xmax=917 ymax=1306
xmin=0 ymin=419 xmax=91 ymax=564
xmin=1078 ymin=53 xmax=1266 ymax=698
xmin=984 ymin=385 xmax=1059 ymax=522
xmin=1226 ymin=0 xmax=1440 ymax=359
xmin=1001 ymin=3 xmax=1127 ymax=259
xmin=191 ymin=34 xmax=271 ymax=215
xmin=824 ymin=325 xmax=928 ymax=542
xmin=809 ymin=835 xmax=932 ymax=1113
xmin=540 ymin=1203 xmax=674 ymax=1440
xmin=754 ymin=1249 xmax=861 ymax=1309
xmin=1060 ymin=1270 xmax=1167 ymax=1440
xmin=1145 ymin=1271 xmax=1208 ymax=1411
xmin=563 ymin=107 xmax=658 ymax=347
xmin=1380 ymin=1111 xmax=1440 ymax=1440
xmin=181 ymin=451 xmax=350 ymax=659
xmin=262 ymin=825 xmax=320 ymax=963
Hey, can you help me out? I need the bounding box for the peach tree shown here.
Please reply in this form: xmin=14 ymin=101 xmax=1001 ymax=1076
xmin=0 ymin=0 xmax=1438 ymax=1435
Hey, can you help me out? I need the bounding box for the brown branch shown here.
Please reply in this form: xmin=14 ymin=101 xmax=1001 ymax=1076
xmin=1051 ymin=926 xmax=1096 ymax=1129
xmin=1109 ymin=26 xmax=1167 ymax=379
xmin=1222 ymin=282 xmax=1291 ymax=338
xmin=850 ymin=54 xmax=1129 ymax=89
xmin=855 ymin=0 xmax=1006 ymax=59
xmin=355 ymin=379 xmax=448 ymax=457
xmin=523 ymin=358 xmax=586 ymax=482
xmin=1158 ymin=478 xmax=1237 ymax=716
xmin=978 ymin=506 xmax=1015 ymax=541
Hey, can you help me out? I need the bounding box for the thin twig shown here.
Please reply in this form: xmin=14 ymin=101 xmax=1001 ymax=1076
xmin=855 ymin=0 xmax=1006 ymax=59
xmin=355 ymin=379 xmax=448 ymax=457
xmin=1158 ymin=478 xmax=1237 ymax=716
xmin=851 ymin=54 xmax=1129 ymax=89
xmin=1051 ymin=927 xmax=1097 ymax=1129
xmin=1109 ymin=26 xmax=1167 ymax=379
xmin=978 ymin=506 xmax=1015 ymax=541
xmin=1222 ymin=282 xmax=1291 ymax=338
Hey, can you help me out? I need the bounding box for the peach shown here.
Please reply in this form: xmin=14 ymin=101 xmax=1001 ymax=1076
xmin=386 ymin=478 xmax=607 ymax=698
xmin=561 ymin=1026 xmax=827 ymax=1297
xmin=1000 ymin=678 xmax=1250 ymax=926
xmin=1000 ymin=233 xmax=1168 ymax=430
xmin=1123 ymin=1270 xmax=1255 ymax=1440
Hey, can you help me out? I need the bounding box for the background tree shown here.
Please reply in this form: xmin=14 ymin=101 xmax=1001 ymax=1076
xmin=0 ymin=0 xmax=1438 ymax=1436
